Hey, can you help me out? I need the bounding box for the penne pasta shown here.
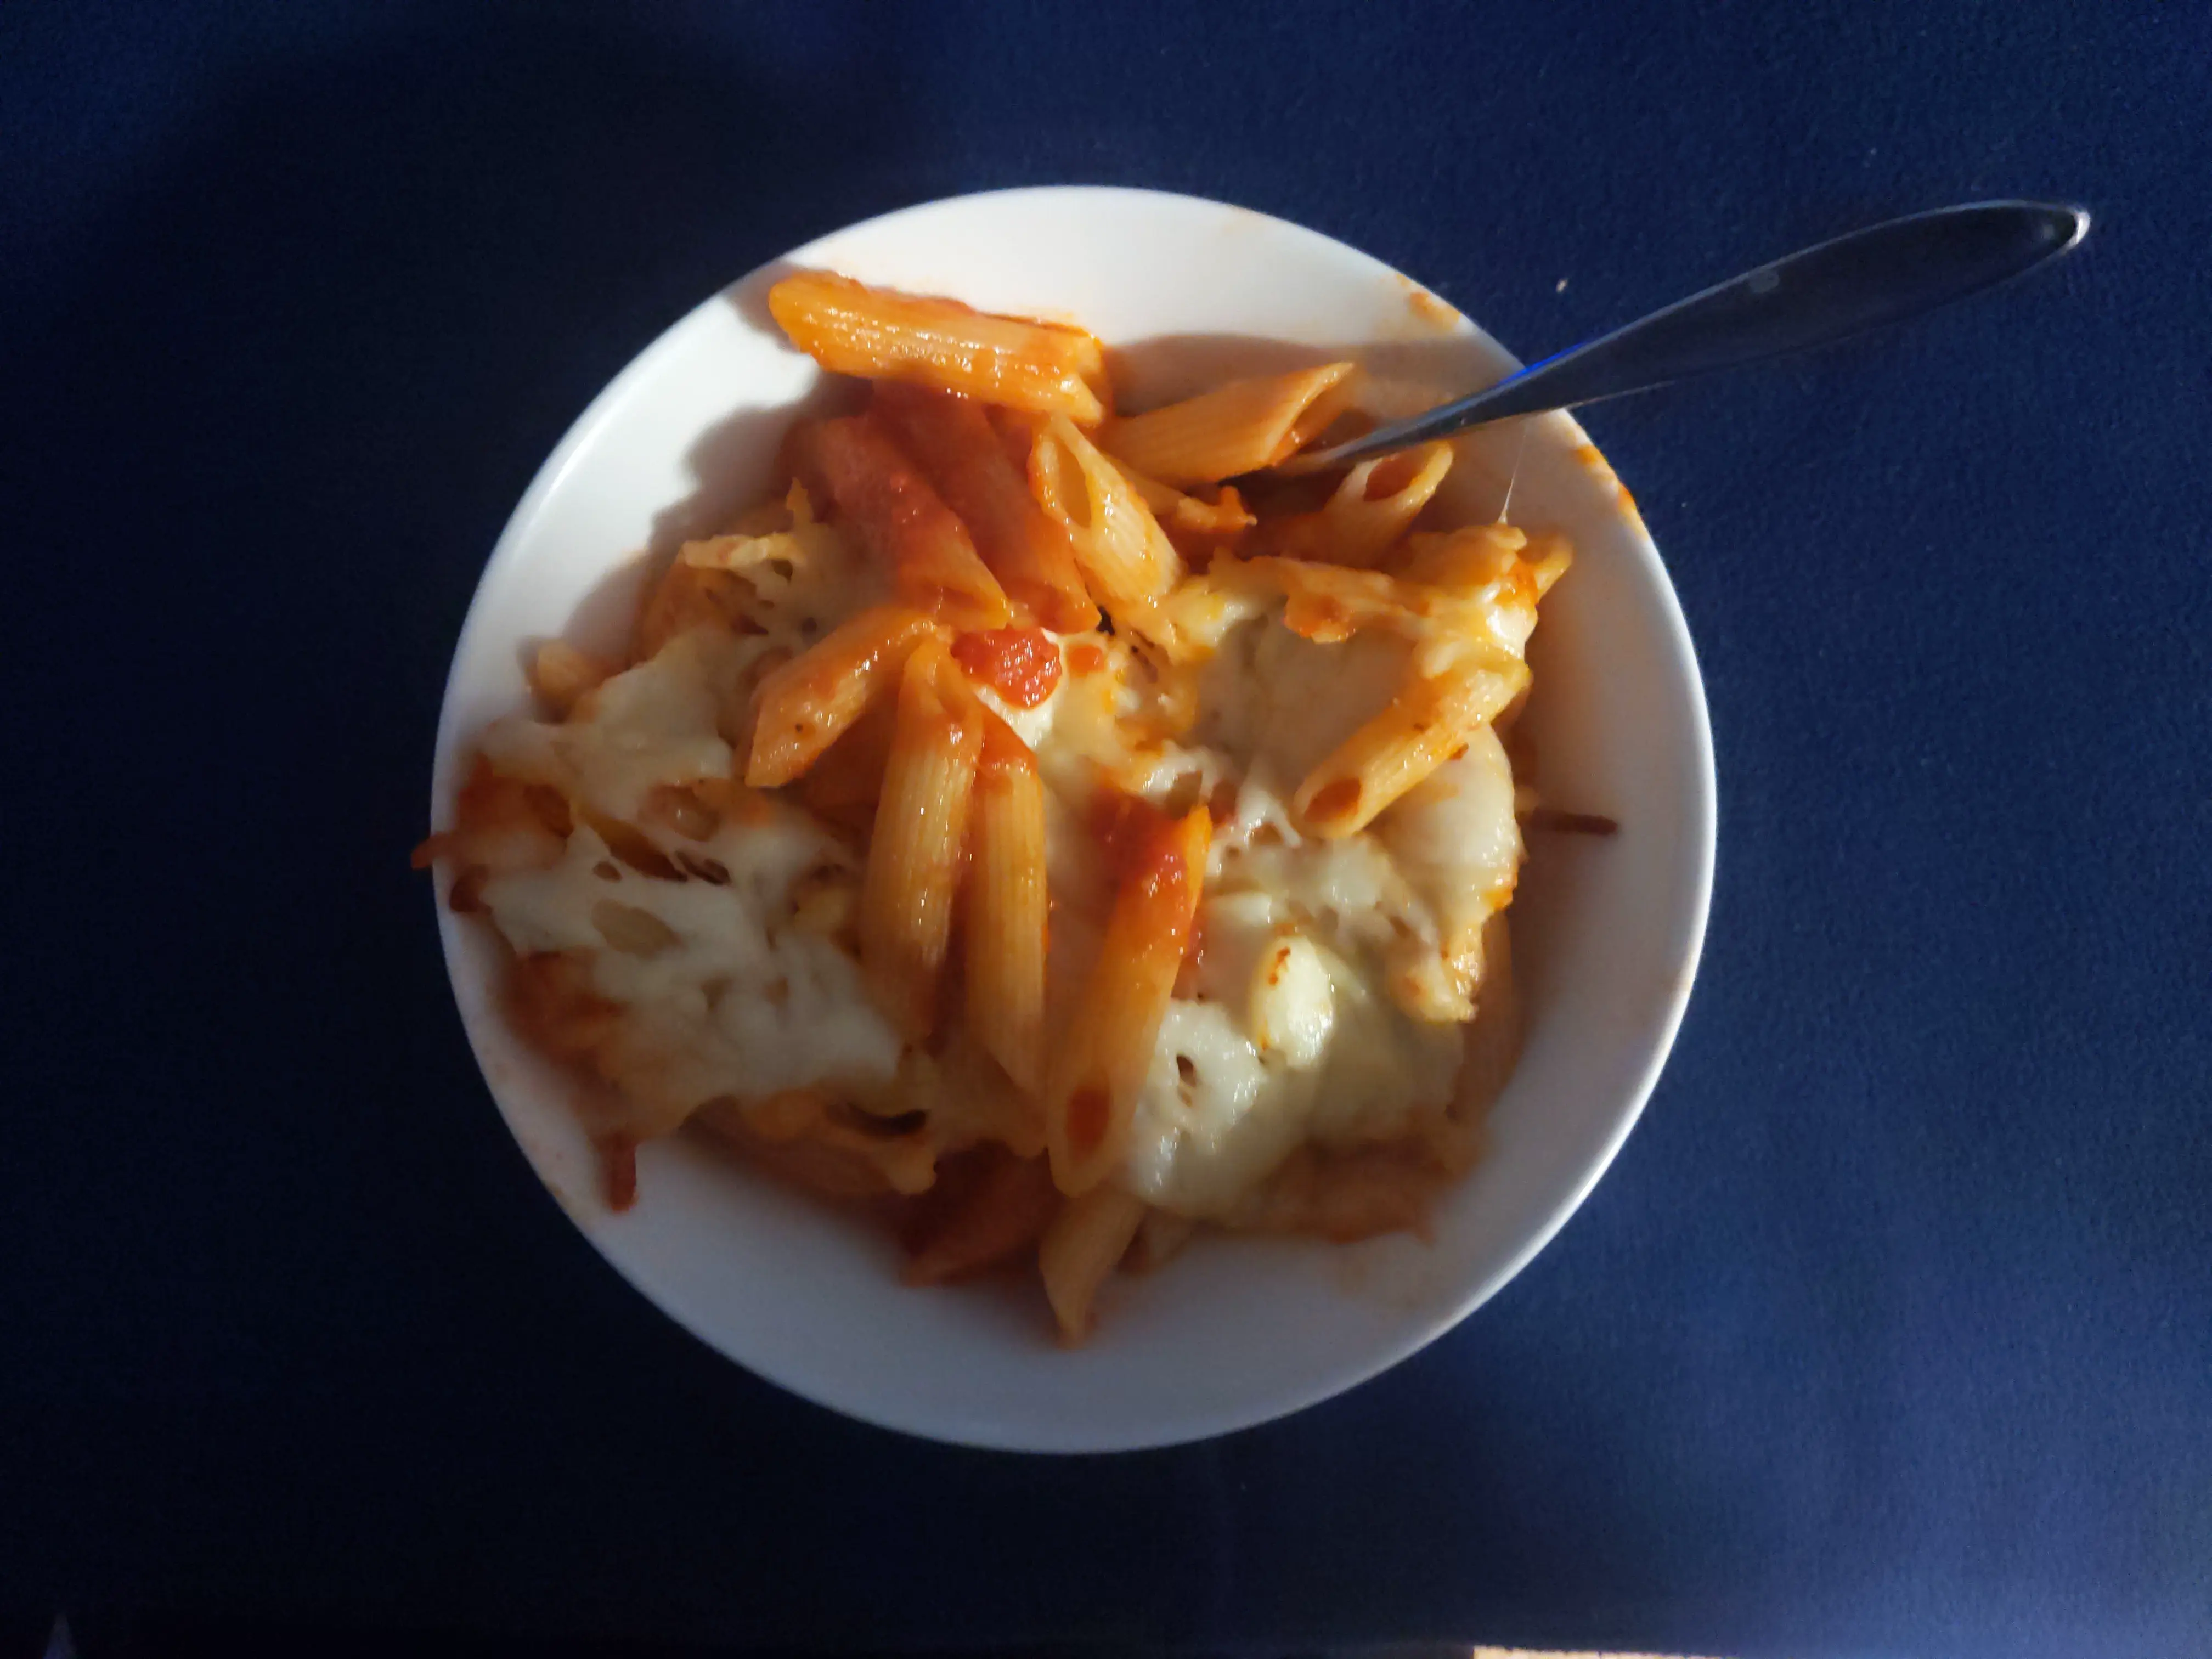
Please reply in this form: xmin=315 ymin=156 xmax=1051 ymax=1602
xmin=746 ymin=605 xmax=938 ymax=788
xmin=1029 ymin=416 xmax=1183 ymax=622
xmin=529 ymin=640 xmax=615 ymax=716
xmin=769 ymin=270 xmax=1110 ymax=423
xmin=1517 ymin=527 xmax=1577 ymax=599
xmin=695 ymin=1093 xmax=938 ymax=1200
xmin=1316 ymin=441 xmax=1457 ymax=567
xmin=1116 ymin=460 xmax=1257 ymax=553
xmin=1037 ymin=1184 xmax=1147 ymax=1341
xmin=963 ymin=707 xmax=1049 ymax=1094
xmin=902 ymin=1148 xmax=1060 ymax=1285
xmin=794 ymin=690 xmax=899 ymax=837
xmin=873 ymin=383 xmax=1099 ymax=632
xmin=1211 ymin=552 xmax=1407 ymax=643
xmin=1395 ymin=521 xmax=1528 ymax=588
xmin=861 ymin=640 xmax=983 ymax=1040
xmin=1098 ymin=362 xmax=1357 ymax=486
xmin=1125 ymin=1206 xmax=1198 ymax=1274
xmin=814 ymin=413 xmax=1013 ymax=630
xmin=989 ymin=405 xmax=1045 ymax=475
xmin=1280 ymin=369 xmax=1361 ymax=453
xmin=1293 ymin=656 xmax=1530 ymax=838
xmin=1045 ymin=802 xmax=1210 ymax=1194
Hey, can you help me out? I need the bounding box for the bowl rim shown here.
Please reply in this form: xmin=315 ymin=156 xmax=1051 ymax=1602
xmin=430 ymin=184 xmax=1718 ymax=1450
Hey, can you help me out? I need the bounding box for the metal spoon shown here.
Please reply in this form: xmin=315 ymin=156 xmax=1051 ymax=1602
xmin=1277 ymin=199 xmax=2090 ymax=474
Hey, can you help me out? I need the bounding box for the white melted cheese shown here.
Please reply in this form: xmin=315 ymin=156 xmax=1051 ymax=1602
xmin=464 ymin=515 xmax=1542 ymax=1214
xmin=686 ymin=515 xmax=884 ymax=652
xmin=473 ymin=627 xmax=899 ymax=1138
xmin=484 ymin=817 xmax=900 ymax=1136
xmin=1380 ymin=724 xmax=1521 ymax=944
xmin=1085 ymin=602 xmax=1519 ymax=1216
xmin=482 ymin=628 xmax=768 ymax=822
xmin=1194 ymin=621 xmax=1413 ymax=788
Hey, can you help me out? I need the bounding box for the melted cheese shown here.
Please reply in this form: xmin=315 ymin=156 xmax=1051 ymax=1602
xmin=684 ymin=514 xmax=884 ymax=651
xmin=1374 ymin=723 xmax=1522 ymax=1019
xmin=484 ymin=810 xmax=899 ymax=1135
xmin=461 ymin=507 xmax=1548 ymax=1215
xmin=473 ymin=629 xmax=900 ymax=1138
xmin=481 ymin=628 xmax=766 ymax=821
xmin=1060 ymin=599 xmax=1520 ymax=1216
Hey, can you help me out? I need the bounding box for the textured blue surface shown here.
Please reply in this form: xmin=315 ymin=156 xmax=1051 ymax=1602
xmin=4 ymin=3 xmax=2208 ymax=1655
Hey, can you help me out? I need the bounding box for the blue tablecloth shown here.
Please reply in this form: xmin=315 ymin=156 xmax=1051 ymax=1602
xmin=6 ymin=4 xmax=2207 ymax=1655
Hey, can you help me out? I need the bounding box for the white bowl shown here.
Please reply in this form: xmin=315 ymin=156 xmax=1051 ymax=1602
xmin=430 ymin=186 xmax=1716 ymax=1452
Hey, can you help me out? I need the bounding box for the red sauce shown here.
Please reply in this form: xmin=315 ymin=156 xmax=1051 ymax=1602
xmin=1065 ymin=641 xmax=1108 ymax=676
xmin=952 ymin=627 xmax=1063 ymax=708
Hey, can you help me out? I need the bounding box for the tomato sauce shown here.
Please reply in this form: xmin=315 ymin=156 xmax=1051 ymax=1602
xmin=952 ymin=627 xmax=1064 ymax=707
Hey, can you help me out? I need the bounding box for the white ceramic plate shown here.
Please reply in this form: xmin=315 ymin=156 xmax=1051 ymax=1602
xmin=430 ymin=186 xmax=1716 ymax=1452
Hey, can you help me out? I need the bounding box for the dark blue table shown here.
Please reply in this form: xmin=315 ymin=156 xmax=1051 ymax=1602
xmin=7 ymin=5 xmax=2208 ymax=1656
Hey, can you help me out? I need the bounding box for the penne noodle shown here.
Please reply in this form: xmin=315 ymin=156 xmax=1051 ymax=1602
xmin=814 ymin=412 xmax=1013 ymax=630
xmin=1125 ymin=1206 xmax=1198 ymax=1274
xmin=1396 ymin=521 xmax=1528 ymax=588
xmin=1038 ymin=1186 xmax=1147 ymax=1341
xmin=419 ymin=757 xmax=569 ymax=879
xmin=1250 ymin=441 xmax=1455 ymax=566
xmin=746 ymin=605 xmax=938 ymax=788
xmin=768 ymin=270 xmax=1109 ymax=422
xmin=1519 ymin=527 xmax=1577 ymax=597
xmin=963 ymin=707 xmax=1049 ymax=1094
xmin=793 ymin=691 xmax=899 ymax=837
xmin=1045 ymin=802 xmax=1210 ymax=1194
xmin=695 ymin=1094 xmax=938 ymax=1200
xmin=861 ymin=640 xmax=983 ymax=1040
xmin=1098 ymin=362 xmax=1357 ymax=486
xmin=529 ymin=640 xmax=615 ymax=716
xmin=1280 ymin=370 xmax=1361 ymax=453
xmin=1294 ymin=657 xmax=1530 ymax=838
xmin=1321 ymin=441 xmax=1457 ymax=567
xmin=902 ymin=1149 xmax=1060 ymax=1285
xmin=873 ymin=383 xmax=1099 ymax=633
xmin=989 ymin=405 xmax=1045 ymax=474
xmin=1116 ymin=460 xmax=1257 ymax=552
xmin=1211 ymin=553 xmax=1407 ymax=644
xmin=1029 ymin=416 xmax=1183 ymax=620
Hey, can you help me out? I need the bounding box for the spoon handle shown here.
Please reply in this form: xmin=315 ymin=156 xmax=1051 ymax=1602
xmin=1285 ymin=200 xmax=2090 ymax=473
